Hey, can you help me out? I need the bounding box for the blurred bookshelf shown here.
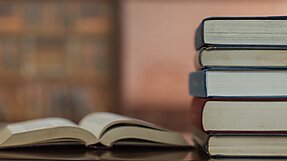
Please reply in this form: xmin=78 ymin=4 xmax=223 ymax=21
xmin=0 ymin=0 xmax=119 ymax=122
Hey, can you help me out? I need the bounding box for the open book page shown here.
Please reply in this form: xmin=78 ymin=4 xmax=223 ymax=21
xmin=98 ymin=125 xmax=189 ymax=147
xmin=79 ymin=112 xmax=165 ymax=139
xmin=7 ymin=118 xmax=78 ymax=134
xmin=0 ymin=118 xmax=98 ymax=148
xmin=79 ymin=112 xmax=189 ymax=147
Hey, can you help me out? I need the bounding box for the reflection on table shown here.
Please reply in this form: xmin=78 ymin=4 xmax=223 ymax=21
xmin=0 ymin=144 xmax=200 ymax=161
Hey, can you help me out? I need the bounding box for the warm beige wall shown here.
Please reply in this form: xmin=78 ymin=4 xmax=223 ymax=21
xmin=121 ymin=0 xmax=287 ymax=110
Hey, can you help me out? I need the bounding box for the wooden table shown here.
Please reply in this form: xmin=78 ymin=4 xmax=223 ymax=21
xmin=0 ymin=144 xmax=208 ymax=161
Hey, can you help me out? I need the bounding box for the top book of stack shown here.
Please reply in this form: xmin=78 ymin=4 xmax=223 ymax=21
xmin=195 ymin=16 xmax=287 ymax=69
xmin=195 ymin=16 xmax=287 ymax=50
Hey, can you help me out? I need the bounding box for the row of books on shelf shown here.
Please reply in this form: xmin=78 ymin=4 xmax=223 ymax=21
xmin=0 ymin=1 xmax=114 ymax=35
xmin=189 ymin=16 xmax=287 ymax=157
xmin=0 ymin=36 xmax=113 ymax=79
xmin=0 ymin=85 xmax=113 ymax=122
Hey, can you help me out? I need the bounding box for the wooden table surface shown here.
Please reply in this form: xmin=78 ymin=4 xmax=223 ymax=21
xmin=0 ymin=144 xmax=208 ymax=161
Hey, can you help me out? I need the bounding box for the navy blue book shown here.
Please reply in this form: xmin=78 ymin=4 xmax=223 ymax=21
xmin=195 ymin=16 xmax=287 ymax=50
xmin=189 ymin=69 xmax=287 ymax=98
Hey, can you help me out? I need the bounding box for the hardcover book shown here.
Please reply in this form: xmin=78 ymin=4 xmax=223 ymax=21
xmin=196 ymin=48 xmax=287 ymax=69
xmin=193 ymin=132 xmax=287 ymax=157
xmin=0 ymin=112 xmax=189 ymax=149
xmin=195 ymin=16 xmax=287 ymax=50
xmin=191 ymin=97 xmax=287 ymax=132
xmin=189 ymin=69 xmax=287 ymax=98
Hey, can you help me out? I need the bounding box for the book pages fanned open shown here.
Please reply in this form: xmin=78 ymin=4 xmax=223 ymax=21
xmin=0 ymin=112 xmax=190 ymax=149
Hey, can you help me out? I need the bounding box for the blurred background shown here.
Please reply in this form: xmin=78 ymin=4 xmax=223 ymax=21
xmin=0 ymin=0 xmax=286 ymax=131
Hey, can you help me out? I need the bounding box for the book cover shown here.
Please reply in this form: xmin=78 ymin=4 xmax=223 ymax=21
xmin=195 ymin=16 xmax=287 ymax=50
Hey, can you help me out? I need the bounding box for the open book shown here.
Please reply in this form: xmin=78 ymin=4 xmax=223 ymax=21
xmin=0 ymin=112 xmax=189 ymax=149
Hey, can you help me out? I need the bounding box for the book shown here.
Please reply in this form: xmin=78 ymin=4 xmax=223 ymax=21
xmin=195 ymin=16 xmax=287 ymax=50
xmin=189 ymin=69 xmax=287 ymax=98
xmin=192 ymin=129 xmax=287 ymax=157
xmin=197 ymin=48 xmax=287 ymax=69
xmin=191 ymin=97 xmax=287 ymax=132
xmin=0 ymin=112 xmax=189 ymax=149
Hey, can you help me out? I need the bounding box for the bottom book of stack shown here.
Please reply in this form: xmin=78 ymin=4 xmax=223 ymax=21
xmin=191 ymin=98 xmax=287 ymax=157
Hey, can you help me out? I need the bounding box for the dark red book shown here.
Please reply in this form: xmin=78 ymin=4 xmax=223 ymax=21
xmin=191 ymin=97 xmax=287 ymax=133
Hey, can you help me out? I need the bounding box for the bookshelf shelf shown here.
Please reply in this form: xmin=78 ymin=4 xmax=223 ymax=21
xmin=0 ymin=74 xmax=110 ymax=86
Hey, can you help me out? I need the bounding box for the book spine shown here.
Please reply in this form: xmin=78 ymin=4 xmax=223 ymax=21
xmin=194 ymin=21 xmax=205 ymax=50
xmin=190 ymin=98 xmax=210 ymax=155
xmin=189 ymin=71 xmax=207 ymax=97
xmin=194 ymin=50 xmax=203 ymax=70
xmin=190 ymin=97 xmax=206 ymax=132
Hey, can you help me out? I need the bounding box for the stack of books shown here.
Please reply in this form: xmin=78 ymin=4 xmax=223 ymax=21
xmin=189 ymin=16 xmax=287 ymax=157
